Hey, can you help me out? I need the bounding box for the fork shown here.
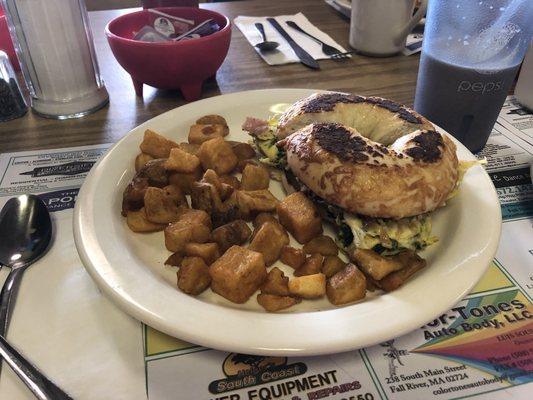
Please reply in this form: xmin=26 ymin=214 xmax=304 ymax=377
xmin=285 ymin=21 xmax=348 ymax=59
xmin=331 ymin=50 xmax=357 ymax=60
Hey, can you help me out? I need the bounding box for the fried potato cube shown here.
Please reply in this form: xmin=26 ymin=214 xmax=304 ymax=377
xmin=164 ymin=221 xmax=211 ymax=252
xmin=276 ymin=192 xmax=322 ymax=244
xmin=211 ymin=220 xmax=252 ymax=253
xmin=164 ymin=147 xmax=200 ymax=173
xmin=201 ymin=169 xmax=234 ymax=201
xmin=228 ymin=141 xmax=256 ymax=160
xmin=197 ymin=137 xmax=238 ymax=174
xmin=322 ymin=255 xmax=347 ymax=278
xmin=139 ymin=129 xmax=178 ymax=158
xmin=184 ymin=242 xmax=220 ymax=265
xmin=366 ymin=277 xmax=379 ymax=292
xmin=191 ymin=181 xmax=217 ymax=212
xmin=326 ymin=264 xmax=366 ymax=305
xmin=241 ymin=164 xmax=270 ymax=191
xmin=280 ymin=246 xmax=306 ymax=269
xmin=191 ymin=181 xmax=239 ymax=227
xmin=257 ymin=294 xmax=300 ymax=312
xmin=126 ymin=208 xmax=165 ymax=232
xmin=144 ymin=186 xmax=182 ymax=224
xmin=250 ymin=212 xmax=283 ymax=241
xmin=294 ymin=253 xmax=324 ymax=276
xmin=209 ymin=246 xmax=267 ymax=303
xmin=196 ymin=114 xmax=228 ymax=128
xmin=202 ymin=169 xmax=228 ymax=195
xmin=236 ymin=159 xmax=258 ymax=173
xmin=168 ymin=168 xmax=203 ymax=195
xmin=379 ymin=251 xmax=427 ymax=292
xmin=351 ymin=249 xmax=403 ymax=281
xmin=253 ymin=212 xmax=278 ymax=229
xmin=189 ymin=124 xmax=228 ymax=144
xmin=165 ymin=252 xmax=183 ymax=266
xmin=177 ymin=257 xmax=211 ymax=295
xmin=178 ymin=142 xmax=200 ymax=156
xmin=260 ymin=267 xmax=290 ymax=296
xmin=123 ymin=158 xmax=173 ymax=216
xmin=235 ymin=189 xmax=279 ymax=219
xmin=136 ymin=158 xmax=169 ymax=188
xmin=163 ymin=184 xmax=188 ymax=206
xmin=164 ymin=225 xmax=193 ymax=252
xmin=201 ymin=168 xmax=222 ymax=187
xmin=303 ymin=235 xmax=338 ymax=256
xmin=178 ymin=208 xmax=212 ymax=229
xmin=220 ymin=184 xmax=236 ymax=202
xmin=135 ymin=153 xmax=154 ymax=172
xmin=122 ymin=177 xmax=149 ymax=216
xmin=189 ymin=223 xmax=211 ymax=242
xmin=192 ymin=185 xmax=239 ymax=228
xmin=249 ymin=221 xmax=289 ymax=266
xmin=288 ymin=273 xmax=326 ymax=299
xmin=219 ymin=175 xmax=241 ymax=190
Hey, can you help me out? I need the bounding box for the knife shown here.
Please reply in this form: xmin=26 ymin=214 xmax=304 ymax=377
xmin=266 ymin=18 xmax=320 ymax=70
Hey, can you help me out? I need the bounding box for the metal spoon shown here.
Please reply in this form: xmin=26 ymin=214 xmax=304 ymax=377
xmin=0 ymin=335 xmax=73 ymax=399
xmin=0 ymin=194 xmax=52 ymax=338
xmin=0 ymin=195 xmax=72 ymax=399
xmin=254 ymin=22 xmax=279 ymax=52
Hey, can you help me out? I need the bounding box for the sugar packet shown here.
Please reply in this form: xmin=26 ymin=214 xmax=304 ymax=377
xmin=133 ymin=26 xmax=170 ymax=42
xmin=148 ymin=8 xmax=195 ymax=38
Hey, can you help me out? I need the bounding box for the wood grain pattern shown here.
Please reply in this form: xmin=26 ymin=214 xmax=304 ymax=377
xmin=86 ymin=0 xmax=139 ymax=11
xmin=0 ymin=0 xmax=421 ymax=153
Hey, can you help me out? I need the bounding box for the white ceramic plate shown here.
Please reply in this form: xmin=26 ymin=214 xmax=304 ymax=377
xmin=73 ymin=88 xmax=501 ymax=356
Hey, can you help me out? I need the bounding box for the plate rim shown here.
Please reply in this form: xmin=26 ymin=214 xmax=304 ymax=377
xmin=73 ymin=88 xmax=502 ymax=356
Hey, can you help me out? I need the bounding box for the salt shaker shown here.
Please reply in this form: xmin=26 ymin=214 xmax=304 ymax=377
xmin=1 ymin=0 xmax=108 ymax=119
xmin=0 ymin=50 xmax=26 ymax=122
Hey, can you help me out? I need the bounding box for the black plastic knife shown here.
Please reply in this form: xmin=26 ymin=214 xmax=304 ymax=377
xmin=266 ymin=18 xmax=320 ymax=70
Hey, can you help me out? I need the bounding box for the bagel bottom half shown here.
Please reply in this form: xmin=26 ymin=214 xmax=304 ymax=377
xmin=282 ymin=169 xmax=438 ymax=256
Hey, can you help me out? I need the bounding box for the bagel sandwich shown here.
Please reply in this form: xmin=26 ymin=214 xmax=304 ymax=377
xmin=244 ymin=93 xmax=475 ymax=258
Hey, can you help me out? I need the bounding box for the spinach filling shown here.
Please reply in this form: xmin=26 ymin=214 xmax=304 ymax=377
xmin=250 ymin=123 xmax=287 ymax=169
xmin=296 ymin=175 xmax=436 ymax=255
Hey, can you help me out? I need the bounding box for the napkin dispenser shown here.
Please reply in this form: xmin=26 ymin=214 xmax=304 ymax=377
xmin=2 ymin=0 xmax=109 ymax=119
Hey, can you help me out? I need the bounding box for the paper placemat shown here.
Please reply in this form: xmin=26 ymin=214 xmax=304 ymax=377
xmin=0 ymin=145 xmax=146 ymax=400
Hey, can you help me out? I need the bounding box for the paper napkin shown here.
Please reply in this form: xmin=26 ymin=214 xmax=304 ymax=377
xmin=234 ymin=13 xmax=349 ymax=65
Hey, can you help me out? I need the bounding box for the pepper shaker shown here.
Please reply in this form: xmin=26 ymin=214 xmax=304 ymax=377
xmin=0 ymin=50 xmax=26 ymax=122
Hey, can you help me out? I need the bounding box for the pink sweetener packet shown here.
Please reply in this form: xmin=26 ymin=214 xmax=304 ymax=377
xmin=147 ymin=9 xmax=195 ymax=38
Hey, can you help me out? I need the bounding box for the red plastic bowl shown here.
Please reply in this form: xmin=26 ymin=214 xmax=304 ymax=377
xmin=106 ymin=7 xmax=231 ymax=101
xmin=0 ymin=6 xmax=20 ymax=71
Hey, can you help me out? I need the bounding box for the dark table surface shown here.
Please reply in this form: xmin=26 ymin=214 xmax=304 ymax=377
xmin=0 ymin=0 xmax=421 ymax=153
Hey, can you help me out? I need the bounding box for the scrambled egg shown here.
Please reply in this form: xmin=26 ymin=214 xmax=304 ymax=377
xmin=343 ymin=214 xmax=437 ymax=255
xmin=339 ymin=159 xmax=482 ymax=255
xmin=250 ymin=116 xmax=287 ymax=168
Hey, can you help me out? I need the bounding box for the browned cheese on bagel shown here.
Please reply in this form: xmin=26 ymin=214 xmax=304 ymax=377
xmin=276 ymin=92 xmax=434 ymax=145
xmin=279 ymin=123 xmax=458 ymax=219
